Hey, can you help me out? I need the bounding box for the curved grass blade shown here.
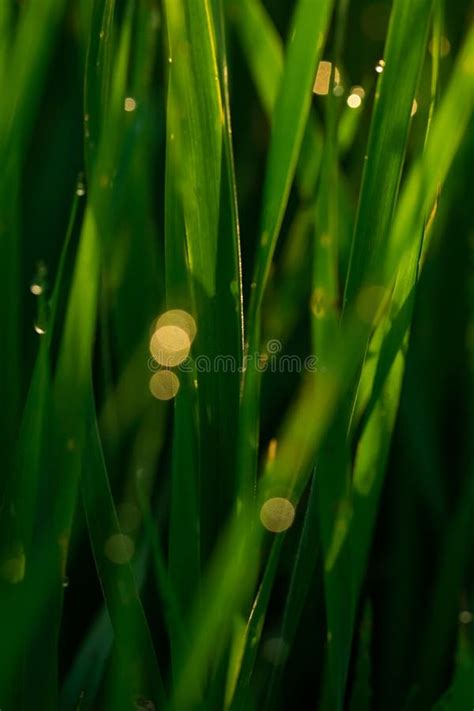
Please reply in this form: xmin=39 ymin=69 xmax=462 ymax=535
xmin=0 ymin=193 xmax=81 ymax=707
xmin=81 ymin=385 xmax=166 ymax=709
xmin=0 ymin=0 xmax=68 ymax=543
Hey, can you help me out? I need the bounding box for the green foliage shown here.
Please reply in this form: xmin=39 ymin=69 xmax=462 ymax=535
xmin=0 ymin=0 xmax=473 ymax=709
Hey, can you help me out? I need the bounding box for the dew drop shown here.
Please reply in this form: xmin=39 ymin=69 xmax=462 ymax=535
xmin=76 ymin=174 xmax=86 ymax=196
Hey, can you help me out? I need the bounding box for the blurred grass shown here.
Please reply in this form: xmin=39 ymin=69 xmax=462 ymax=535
xmin=0 ymin=0 xmax=473 ymax=709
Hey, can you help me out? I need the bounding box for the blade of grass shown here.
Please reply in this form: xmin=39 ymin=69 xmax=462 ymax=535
xmin=163 ymin=5 xmax=245 ymax=699
xmin=0 ymin=192 xmax=81 ymax=707
xmin=263 ymin=471 xmax=321 ymax=711
xmin=81 ymin=385 xmax=166 ymax=709
xmin=229 ymin=536 xmax=284 ymax=710
xmin=238 ymin=0 xmax=335 ymax=508
xmin=0 ymin=0 xmax=68 ymax=572
xmin=342 ymin=0 xmax=434 ymax=310
xmin=60 ymin=607 xmax=114 ymax=710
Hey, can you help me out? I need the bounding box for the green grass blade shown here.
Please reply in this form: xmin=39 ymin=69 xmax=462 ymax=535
xmin=229 ymin=537 xmax=284 ymax=710
xmin=238 ymin=0 xmax=335 ymax=504
xmin=343 ymin=0 xmax=434 ymax=309
xmin=263 ymin=472 xmax=321 ymax=711
xmin=230 ymin=0 xmax=283 ymax=115
xmin=164 ymin=0 xmax=243 ymax=568
xmin=348 ymin=604 xmax=373 ymax=711
xmin=81 ymin=387 xmax=166 ymax=709
xmin=60 ymin=608 xmax=113 ymax=710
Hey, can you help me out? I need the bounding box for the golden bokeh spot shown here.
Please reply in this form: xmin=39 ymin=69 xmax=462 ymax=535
xmin=260 ymin=497 xmax=295 ymax=533
xmin=149 ymin=370 xmax=180 ymax=401
xmin=347 ymin=93 xmax=362 ymax=109
xmin=156 ymin=309 xmax=197 ymax=343
xmin=375 ymin=59 xmax=385 ymax=73
xmin=313 ymin=61 xmax=340 ymax=95
xmin=104 ymin=533 xmax=135 ymax=565
xmin=411 ymin=99 xmax=418 ymax=117
xmin=150 ymin=325 xmax=191 ymax=367
xmin=352 ymin=86 xmax=366 ymax=99
xmin=356 ymin=285 xmax=389 ymax=324
xmin=124 ymin=97 xmax=137 ymax=112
